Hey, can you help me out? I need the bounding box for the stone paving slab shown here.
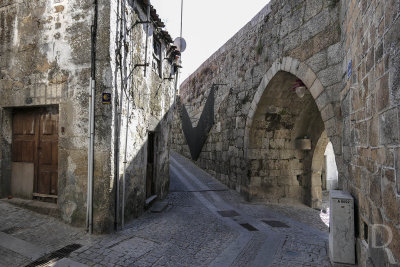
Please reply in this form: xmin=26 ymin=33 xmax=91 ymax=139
xmin=53 ymin=258 xmax=89 ymax=267
xmin=0 ymin=246 xmax=30 ymax=267
xmin=0 ymin=231 xmax=47 ymax=260
xmin=170 ymin=151 xmax=332 ymax=266
xmin=0 ymin=150 xmax=332 ymax=266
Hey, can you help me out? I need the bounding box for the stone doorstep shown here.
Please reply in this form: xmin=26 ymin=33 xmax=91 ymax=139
xmin=145 ymin=195 xmax=158 ymax=207
xmin=1 ymin=198 xmax=61 ymax=219
xmin=150 ymin=201 xmax=168 ymax=213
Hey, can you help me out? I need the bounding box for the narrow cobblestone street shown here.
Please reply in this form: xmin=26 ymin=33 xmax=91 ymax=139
xmin=1 ymin=151 xmax=331 ymax=267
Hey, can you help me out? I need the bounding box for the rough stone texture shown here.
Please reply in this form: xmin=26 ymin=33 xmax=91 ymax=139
xmin=171 ymin=0 xmax=400 ymax=265
xmin=0 ymin=0 xmax=175 ymax=233
xmin=0 ymin=0 xmax=106 ymax=230
xmin=108 ymin=0 xmax=175 ymax=230
xmin=172 ymin=0 xmax=342 ymax=209
xmin=341 ymin=0 xmax=400 ymax=265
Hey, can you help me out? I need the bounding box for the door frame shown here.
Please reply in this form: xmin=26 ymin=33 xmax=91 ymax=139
xmin=146 ymin=131 xmax=159 ymax=198
xmin=11 ymin=105 xmax=59 ymax=201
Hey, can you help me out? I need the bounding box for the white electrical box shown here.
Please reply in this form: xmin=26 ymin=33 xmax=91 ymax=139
xmin=329 ymin=190 xmax=355 ymax=265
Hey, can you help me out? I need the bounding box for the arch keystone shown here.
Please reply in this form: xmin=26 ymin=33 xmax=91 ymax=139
xmin=283 ymin=57 xmax=293 ymax=71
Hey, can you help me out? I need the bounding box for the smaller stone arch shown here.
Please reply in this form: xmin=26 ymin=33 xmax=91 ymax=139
xmin=310 ymin=130 xmax=330 ymax=209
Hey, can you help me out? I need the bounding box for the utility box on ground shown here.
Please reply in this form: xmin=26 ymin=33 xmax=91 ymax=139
xmin=329 ymin=190 xmax=355 ymax=265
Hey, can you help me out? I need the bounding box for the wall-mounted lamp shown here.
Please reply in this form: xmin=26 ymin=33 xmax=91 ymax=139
xmin=295 ymin=86 xmax=306 ymax=98
xmin=291 ymin=79 xmax=307 ymax=98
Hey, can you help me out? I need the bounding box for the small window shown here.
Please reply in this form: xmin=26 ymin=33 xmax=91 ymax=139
xmin=152 ymin=37 xmax=162 ymax=77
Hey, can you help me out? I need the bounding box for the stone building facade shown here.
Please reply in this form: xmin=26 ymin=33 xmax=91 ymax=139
xmin=171 ymin=0 xmax=400 ymax=265
xmin=0 ymin=0 xmax=176 ymax=233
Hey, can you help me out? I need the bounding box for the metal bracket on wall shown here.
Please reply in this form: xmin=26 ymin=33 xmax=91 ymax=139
xmin=132 ymin=20 xmax=151 ymax=27
xmin=126 ymin=63 xmax=150 ymax=81
xmin=128 ymin=16 xmax=153 ymax=77
xmin=128 ymin=20 xmax=152 ymax=34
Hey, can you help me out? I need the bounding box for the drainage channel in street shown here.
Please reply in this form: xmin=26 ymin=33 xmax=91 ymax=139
xmin=25 ymin=243 xmax=82 ymax=267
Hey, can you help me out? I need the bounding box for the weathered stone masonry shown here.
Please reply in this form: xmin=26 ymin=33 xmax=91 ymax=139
xmin=171 ymin=0 xmax=400 ymax=265
xmin=0 ymin=0 xmax=175 ymax=233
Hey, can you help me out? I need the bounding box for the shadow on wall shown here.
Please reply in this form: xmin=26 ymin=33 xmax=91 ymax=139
xmin=102 ymin=0 xmax=176 ymax=232
xmin=180 ymin=86 xmax=215 ymax=161
xmin=110 ymin=106 xmax=174 ymax=230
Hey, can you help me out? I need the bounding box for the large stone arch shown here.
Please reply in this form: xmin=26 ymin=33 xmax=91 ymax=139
xmin=243 ymin=57 xmax=341 ymax=206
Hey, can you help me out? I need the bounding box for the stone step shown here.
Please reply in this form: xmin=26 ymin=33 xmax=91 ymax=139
xmin=145 ymin=195 xmax=157 ymax=206
xmin=150 ymin=201 xmax=168 ymax=213
xmin=2 ymin=198 xmax=60 ymax=219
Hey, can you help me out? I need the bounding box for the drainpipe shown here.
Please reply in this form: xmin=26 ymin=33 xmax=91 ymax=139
xmin=87 ymin=0 xmax=98 ymax=235
xmin=174 ymin=0 xmax=183 ymax=100
xmin=143 ymin=0 xmax=150 ymax=77
xmin=115 ymin=0 xmax=128 ymax=231
xmin=121 ymin=99 xmax=130 ymax=228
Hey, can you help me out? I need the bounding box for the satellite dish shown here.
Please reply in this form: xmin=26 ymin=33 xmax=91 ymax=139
xmin=174 ymin=37 xmax=186 ymax=52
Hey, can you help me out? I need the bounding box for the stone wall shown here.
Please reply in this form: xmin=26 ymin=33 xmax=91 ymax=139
xmin=172 ymin=0 xmax=343 ymax=203
xmin=109 ymin=0 xmax=175 ymax=225
xmin=0 ymin=0 xmax=112 ymax=231
xmin=340 ymin=0 xmax=400 ymax=265
xmin=171 ymin=0 xmax=400 ymax=264
xmin=0 ymin=0 xmax=175 ymax=233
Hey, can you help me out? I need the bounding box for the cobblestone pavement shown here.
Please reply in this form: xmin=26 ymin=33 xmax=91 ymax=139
xmin=0 ymin=151 xmax=332 ymax=266
xmin=260 ymin=201 xmax=330 ymax=233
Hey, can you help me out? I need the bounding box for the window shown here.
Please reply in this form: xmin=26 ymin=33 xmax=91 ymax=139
xmin=152 ymin=37 xmax=162 ymax=77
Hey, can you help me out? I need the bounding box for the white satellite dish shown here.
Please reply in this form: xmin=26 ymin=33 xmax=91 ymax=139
xmin=174 ymin=37 xmax=186 ymax=52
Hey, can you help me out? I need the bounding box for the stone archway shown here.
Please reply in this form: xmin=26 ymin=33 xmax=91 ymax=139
xmin=243 ymin=57 xmax=341 ymax=207
xmin=311 ymin=130 xmax=330 ymax=209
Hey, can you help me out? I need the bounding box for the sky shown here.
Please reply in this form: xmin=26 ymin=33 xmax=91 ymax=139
xmin=151 ymin=0 xmax=271 ymax=85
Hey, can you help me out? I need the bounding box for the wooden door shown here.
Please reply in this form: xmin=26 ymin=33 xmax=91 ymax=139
xmin=37 ymin=109 xmax=59 ymax=196
xmin=12 ymin=112 xmax=37 ymax=163
xmin=146 ymin=132 xmax=155 ymax=198
xmin=12 ymin=107 xmax=59 ymax=199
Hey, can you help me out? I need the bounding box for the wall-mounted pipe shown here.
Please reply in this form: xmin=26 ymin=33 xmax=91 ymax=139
xmin=174 ymin=0 xmax=184 ymax=99
xmin=87 ymin=0 xmax=98 ymax=235
xmin=87 ymin=79 xmax=95 ymax=234
xmin=86 ymin=80 xmax=93 ymax=233
xmin=115 ymin=0 xmax=129 ymax=231
xmin=121 ymin=99 xmax=130 ymax=228
xmin=143 ymin=0 xmax=150 ymax=77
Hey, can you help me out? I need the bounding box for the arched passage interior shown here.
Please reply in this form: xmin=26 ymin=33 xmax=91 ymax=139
xmin=247 ymin=70 xmax=337 ymax=208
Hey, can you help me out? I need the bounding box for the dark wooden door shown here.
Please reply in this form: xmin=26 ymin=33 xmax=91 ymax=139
xmin=12 ymin=107 xmax=59 ymax=198
xmin=12 ymin=112 xmax=37 ymax=163
xmin=146 ymin=132 xmax=155 ymax=198
xmin=37 ymin=110 xmax=59 ymax=195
